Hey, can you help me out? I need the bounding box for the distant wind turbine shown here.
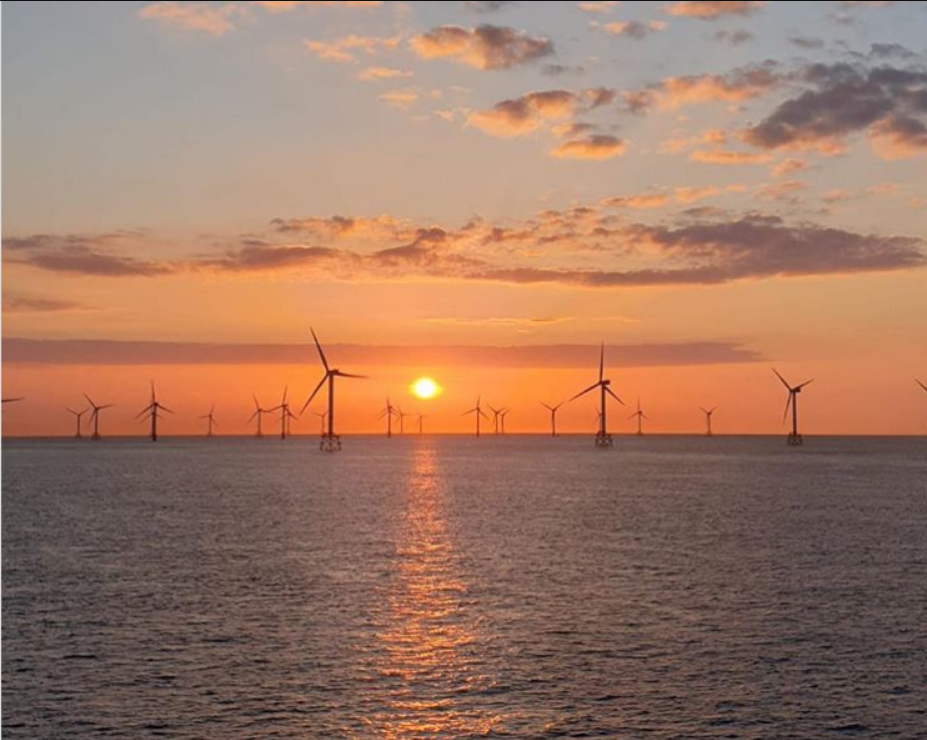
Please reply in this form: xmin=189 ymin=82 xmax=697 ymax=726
xmin=629 ymin=398 xmax=649 ymax=436
xmin=249 ymin=394 xmax=271 ymax=437
xmin=300 ymin=327 xmax=367 ymax=452
xmin=417 ymin=411 xmax=426 ymax=435
xmin=570 ymin=343 xmax=624 ymax=448
xmin=313 ymin=410 xmax=328 ymax=436
xmin=500 ymin=408 xmax=511 ymax=434
xmin=541 ymin=401 xmax=564 ymax=437
xmin=270 ymin=386 xmax=297 ymax=440
xmin=137 ymin=382 xmax=172 ymax=442
xmin=396 ymin=407 xmax=409 ymax=434
xmin=773 ymin=368 xmax=814 ymax=446
xmin=489 ymin=405 xmax=503 ymax=435
xmin=83 ymin=393 xmax=114 ymax=441
xmin=377 ymin=397 xmax=398 ymax=437
xmin=66 ymin=407 xmax=89 ymax=439
xmin=463 ymin=396 xmax=489 ymax=437
xmin=199 ymin=405 xmax=218 ymax=437
xmin=699 ymin=406 xmax=717 ymax=436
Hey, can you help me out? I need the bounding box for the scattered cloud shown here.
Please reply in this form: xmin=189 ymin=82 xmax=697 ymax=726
xmin=771 ymin=157 xmax=808 ymax=177
xmin=410 ymin=24 xmax=554 ymax=70
xmin=665 ymin=1 xmax=766 ymax=20
xmin=550 ymin=134 xmax=627 ymax=160
xmin=138 ymin=2 xmax=241 ymax=36
xmin=691 ymin=148 xmax=774 ymax=164
xmin=2 ymin=295 xmax=97 ymax=314
xmin=467 ymin=90 xmax=578 ymax=136
xmin=378 ymin=89 xmax=420 ymax=108
xmin=465 ymin=1 xmax=516 ymax=11
xmin=600 ymin=20 xmax=667 ymax=39
xmin=3 ymin=233 xmax=177 ymax=277
xmin=305 ymin=34 xmax=399 ymax=63
xmin=714 ymin=29 xmax=754 ymax=46
xmin=357 ymin=66 xmax=414 ymax=81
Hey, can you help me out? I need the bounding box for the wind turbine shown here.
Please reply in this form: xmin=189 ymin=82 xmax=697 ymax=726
xmin=570 ymin=343 xmax=624 ymax=448
xmin=500 ymin=408 xmax=511 ymax=434
xmin=773 ymin=368 xmax=813 ymax=446
xmin=489 ymin=405 xmax=503 ymax=435
xmin=313 ymin=410 xmax=328 ymax=437
xmin=541 ymin=401 xmax=564 ymax=437
xmin=396 ymin=407 xmax=410 ymax=434
xmin=83 ymin=393 xmax=114 ymax=441
xmin=66 ymin=407 xmax=88 ymax=439
xmin=199 ymin=405 xmax=218 ymax=437
xmin=377 ymin=397 xmax=398 ymax=437
xmin=249 ymin=394 xmax=270 ymax=437
xmin=270 ymin=386 xmax=296 ymax=440
xmin=417 ymin=411 xmax=426 ymax=435
xmin=629 ymin=398 xmax=649 ymax=436
xmin=699 ymin=406 xmax=717 ymax=436
xmin=463 ymin=396 xmax=489 ymax=437
xmin=299 ymin=327 xmax=367 ymax=452
xmin=137 ymin=381 xmax=173 ymax=442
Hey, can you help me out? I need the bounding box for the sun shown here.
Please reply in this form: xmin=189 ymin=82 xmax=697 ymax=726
xmin=411 ymin=377 xmax=441 ymax=400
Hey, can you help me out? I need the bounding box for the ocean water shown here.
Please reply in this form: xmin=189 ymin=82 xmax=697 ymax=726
xmin=3 ymin=435 xmax=927 ymax=739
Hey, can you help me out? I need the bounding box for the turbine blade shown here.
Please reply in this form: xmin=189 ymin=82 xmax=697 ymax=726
xmin=282 ymin=385 xmax=288 ymax=404
xmin=300 ymin=374 xmax=327 ymax=415
xmin=541 ymin=402 xmax=552 ymax=411
xmin=135 ymin=405 xmax=153 ymax=419
xmin=606 ymin=386 xmax=624 ymax=405
xmin=797 ymin=379 xmax=814 ymax=390
xmin=918 ymin=379 xmax=927 ymax=393
xmin=628 ymin=412 xmax=637 ymax=420
xmin=335 ymin=372 xmax=368 ymax=379
xmin=569 ymin=382 xmax=600 ymax=403
xmin=772 ymin=368 xmax=792 ymax=391
xmin=83 ymin=392 xmax=96 ymax=408
xmin=248 ymin=410 xmax=258 ymax=422
xmin=161 ymin=406 xmax=174 ymax=414
xmin=599 ymin=343 xmax=605 ymax=383
xmin=310 ymin=327 xmax=330 ymax=372
xmin=699 ymin=406 xmax=708 ymax=414
xmin=783 ymin=393 xmax=793 ymax=425
xmin=479 ymin=409 xmax=489 ymax=419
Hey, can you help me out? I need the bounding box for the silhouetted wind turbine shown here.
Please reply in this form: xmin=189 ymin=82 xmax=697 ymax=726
xmin=489 ymin=405 xmax=503 ymax=435
xmin=137 ymin=381 xmax=172 ymax=442
xmin=199 ymin=405 xmax=218 ymax=437
xmin=300 ymin=327 xmax=367 ymax=452
xmin=541 ymin=401 xmax=564 ymax=437
xmin=249 ymin=394 xmax=270 ymax=437
xmin=464 ymin=396 xmax=489 ymax=437
xmin=570 ymin=343 xmax=624 ymax=448
xmin=313 ymin=410 xmax=328 ymax=436
xmin=773 ymin=368 xmax=813 ymax=446
xmin=378 ymin=397 xmax=398 ymax=437
xmin=66 ymin=407 xmax=88 ymax=439
xmin=270 ymin=386 xmax=296 ymax=440
xmin=500 ymin=408 xmax=511 ymax=434
xmin=629 ymin=398 xmax=649 ymax=436
xmin=700 ymin=406 xmax=717 ymax=436
xmin=83 ymin=393 xmax=114 ymax=441
xmin=396 ymin=407 xmax=410 ymax=434
xmin=417 ymin=411 xmax=426 ymax=435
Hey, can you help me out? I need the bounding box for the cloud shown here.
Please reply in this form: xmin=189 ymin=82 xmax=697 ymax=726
xmin=465 ymin=1 xmax=516 ymax=10
xmin=2 ymin=295 xmax=96 ymax=314
xmin=3 ymin=233 xmax=178 ymax=277
xmin=603 ymin=186 xmax=728 ymax=209
xmin=714 ymin=29 xmax=754 ymax=46
xmin=690 ymin=148 xmax=773 ymax=164
xmin=771 ymin=157 xmax=808 ymax=177
xmin=467 ymin=90 xmax=578 ymax=136
xmin=357 ymin=66 xmax=413 ymax=81
xmin=625 ymin=64 xmax=782 ymax=113
xmin=743 ymin=62 xmax=927 ymax=157
xmin=578 ymin=1 xmax=622 ymax=12
xmin=836 ymin=1 xmax=895 ymax=6
xmin=253 ymin=1 xmax=381 ymax=9
xmin=304 ymin=34 xmax=399 ymax=63
xmin=601 ymin=20 xmax=667 ymax=39
xmin=551 ymin=135 xmax=627 ymax=160
xmin=410 ymin=25 xmax=554 ymax=70
xmin=665 ymin=1 xmax=766 ymax=19
xmin=138 ymin=2 xmax=241 ymax=36
xmin=378 ymin=90 xmax=420 ymax=108
xmin=790 ymin=36 xmax=826 ymax=50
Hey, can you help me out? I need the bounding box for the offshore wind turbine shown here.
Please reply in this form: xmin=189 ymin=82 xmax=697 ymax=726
xmin=700 ymin=406 xmax=717 ymax=436
xmin=773 ymin=368 xmax=814 ymax=446
xmin=300 ymin=327 xmax=367 ymax=452
xmin=199 ymin=405 xmax=218 ymax=437
xmin=66 ymin=407 xmax=88 ymax=438
xmin=489 ymin=405 xmax=503 ymax=435
xmin=83 ymin=393 xmax=114 ymax=441
xmin=313 ymin=410 xmax=328 ymax=436
xmin=270 ymin=386 xmax=296 ymax=440
xmin=378 ymin=397 xmax=398 ymax=437
xmin=463 ymin=396 xmax=489 ymax=437
xmin=417 ymin=411 xmax=426 ymax=435
xmin=628 ymin=398 xmax=649 ymax=436
xmin=500 ymin=408 xmax=511 ymax=434
xmin=541 ymin=401 xmax=564 ymax=437
xmin=249 ymin=394 xmax=271 ymax=437
xmin=570 ymin=343 xmax=624 ymax=448
xmin=396 ymin=407 xmax=410 ymax=434
xmin=66 ymin=407 xmax=88 ymax=439
xmin=137 ymin=382 xmax=173 ymax=442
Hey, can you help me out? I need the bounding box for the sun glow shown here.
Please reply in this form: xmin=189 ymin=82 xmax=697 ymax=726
xmin=411 ymin=377 xmax=441 ymax=400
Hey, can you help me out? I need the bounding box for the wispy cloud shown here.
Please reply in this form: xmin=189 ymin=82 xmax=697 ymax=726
xmin=410 ymin=24 xmax=554 ymax=70
xmin=665 ymin=1 xmax=766 ymax=20
xmin=138 ymin=2 xmax=241 ymax=36
xmin=551 ymin=134 xmax=627 ymax=160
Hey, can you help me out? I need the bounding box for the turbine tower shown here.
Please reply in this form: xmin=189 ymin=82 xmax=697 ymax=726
xmin=396 ymin=407 xmax=409 ymax=434
xmin=83 ymin=393 xmax=114 ymax=441
xmin=541 ymin=401 xmax=564 ymax=437
xmin=270 ymin=386 xmax=296 ymax=440
xmin=249 ymin=394 xmax=270 ymax=437
xmin=463 ymin=396 xmax=489 ymax=437
xmin=500 ymin=408 xmax=511 ymax=434
xmin=417 ymin=411 xmax=426 ymax=435
xmin=570 ymin=343 xmax=624 ymax=448
xmin=199 ymin=405 xmax=218 ymax=437
xmin=300 ymin=327 xmax=367 ymax=452
xmin=629 ymin=398 xmax=649 ymax=436
xmin=773 ymin=368 xmax=814 ymax=446
xmin=137 ymin=381 xmax=173 ymax=442
xmin=66 ymin=407 xmax=88 ymax=439
xmin=489 ymin=405 xmax=503 ymax=435
xmin=700 ymin=406 xmax=717 ymax=436
xmin=377 ymin=398 xmax=398 ymax=437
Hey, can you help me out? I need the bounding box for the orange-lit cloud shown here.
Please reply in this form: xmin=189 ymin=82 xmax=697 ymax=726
xmin=138 ymin=2 xmax=240 ymax=36
xmin=305 ymin=34 xmax=400 ymax=63
xmin=410 ymin=25 xmax=554 ymax=70
xmin=690 ymin=148 xmax=773 ymax=165
xmin=357 ymin=66 xmax=413 ymax=81
xmin=550 ymin=135 xmax=627 ymax=160
xmin=467 ymin=90 xmax=577 ymax=136
xmin=666 ymin=1 xmax=766 ymax=19
xmin=601 ymin=20 xmax=667 ymax=39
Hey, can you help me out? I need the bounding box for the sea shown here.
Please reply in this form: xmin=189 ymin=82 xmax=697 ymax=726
xmin=3 ymin=435 xmax=926 ymax=739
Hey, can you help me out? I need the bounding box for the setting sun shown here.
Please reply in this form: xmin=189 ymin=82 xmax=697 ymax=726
xmin=411 ymin=377 xmax=441 ymax=400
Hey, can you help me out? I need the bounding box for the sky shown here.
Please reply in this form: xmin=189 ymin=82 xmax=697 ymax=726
xmin=2 ymin=0 xmax=927 ymax=437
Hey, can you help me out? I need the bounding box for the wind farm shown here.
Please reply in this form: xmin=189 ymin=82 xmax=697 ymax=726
xmin=570 ymin=344 xmax=624 ymax=448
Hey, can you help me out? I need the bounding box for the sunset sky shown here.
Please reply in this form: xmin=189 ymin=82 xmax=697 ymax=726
xmin=3 ymin=0 xmax=927 ymax=436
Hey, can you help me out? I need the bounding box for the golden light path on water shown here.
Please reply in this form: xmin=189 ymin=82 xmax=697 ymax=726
xmin=371 ymin=445 xmax=501 ymax=737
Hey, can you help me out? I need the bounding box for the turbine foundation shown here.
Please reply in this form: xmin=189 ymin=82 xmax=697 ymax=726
xmin=320 ymin=434 xmax=342 ymax=453
xmin=595 ymin=432 xmax=613 ymax=449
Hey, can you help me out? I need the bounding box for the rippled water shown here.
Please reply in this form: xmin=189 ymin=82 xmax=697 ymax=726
xmin=3 ymin=436 xmax=927 ymax=738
